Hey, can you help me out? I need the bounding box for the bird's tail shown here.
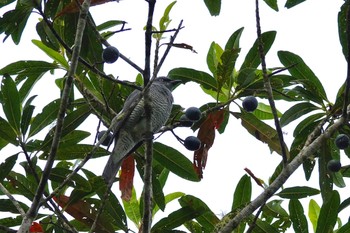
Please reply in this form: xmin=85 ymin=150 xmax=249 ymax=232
xmin=102 ymin=155 xmax=122 ymax=184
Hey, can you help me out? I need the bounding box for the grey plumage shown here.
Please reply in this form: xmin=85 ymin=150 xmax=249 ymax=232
xmin=102 ymin=77 xmax=180 ymax=183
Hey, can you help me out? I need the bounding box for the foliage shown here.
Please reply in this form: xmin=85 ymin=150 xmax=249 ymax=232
xmin=0 ymin=0 xmax=350 ymax=232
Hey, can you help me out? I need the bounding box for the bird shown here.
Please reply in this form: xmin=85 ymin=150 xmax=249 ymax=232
xmin=102 ymin=77 xmax=181 ymax=183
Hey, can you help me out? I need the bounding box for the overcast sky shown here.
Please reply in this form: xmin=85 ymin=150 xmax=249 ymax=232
xmin=0 ymin=0 xmax=348 ymax=232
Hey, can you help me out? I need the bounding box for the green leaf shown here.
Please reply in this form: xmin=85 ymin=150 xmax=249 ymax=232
xmin=276 ymin=186 xmax=320 ymax=199
xmin=241 ymin=31 xmax=277 ymax=69
xmin=123 ymin=188 xmax=141 ymax=228
xmin=337 ymin=222 xmax=350 ymax=233
xmin=217 ymin=48 xmax=240 ymax=94
xmin=232 ymin=174 xmax=251 ymax=210
xmin=232 ymin=111 xmax=289 ymax=158
xmin=159 ymin=1 xmax=176 ymax=31
xmin=40 ymin=144 xmax=109 ymax=160
xmin=0 ymin=5 xmax=32 ymax=44
xmin=0 ymin=199 xmax=29 ymax=214
xmin=315 ymin=191 xmax=340 ymax=233
xmin=0 ymin=154 xmax=18 ymax=182
xmin=60 ymin=130 xmax=91 ymax=147
xmin=203 ymin=0 xmax=221 ymax=16
xmin=4 ymin=172 xmax=37 ymax=201
xmin=248 ymin=216 xmax=279 ymax=233
xmin=289 ymin=199 xmax=309 ymax=233
xmin=319 ymin=141 xmax=333 ymax=201
xmin=263 ymin=0 xmax=278 ymax=11
xmin=225 ymin=27 xmax=244 ymax=50
xmin=0 ymin=60 xmax=58 ymax=103
xmin=152 ymin=206 xmax=205 ymax=232
xmin=0 ymin=0 xmax=15 ymax=8
xmin=339 ymin=196 xmax=350 ymax=213
xmin=332 ymin=171 xmax=345 ymax=188
xmin=153 ymin=142 xmax=200 ymax=182
xmin=168 ymin=67 xmax=217 ymax=91
xmin=278 ymin=51 xmax=328 ymax=103
xmin=29 ymin=99 xmax=60 ymax=137
xmin=49 ymin=167 xmax=91 ymax=191
xmin=253 ymin=102 xmax=282 ymax=120
xmin=285 ymin=0 xmax=307 ymax=9
xmin=21 ymin=104 xmax=35 ymax=136
xmin=61 ymin=104 xmax=92 ymax=137
xmin=280 ymin=102 xmax=320 ymax=127
xmin=32 ymin=39 xmax=69 ymax=69
xmin=293 ymin=113 xmax=325 ymax=138
xmin=179 ymin=195 xmax=219 ymax=231
xmin=338 ymin=2 xmax=348 ymax=60
xmin=0 ymin=116 xmax=18 ymax=145
xmin=207 ymin=42 xmax=223 ymax=75
xmin=1 ymin=74 xmax=21 ymax=134
xmin=309 ymin=199 xmax=320 ymax=232
xmin=153 ymin=192 xmax=185 ymax=216
xmin=96 ymin=20 xmax=125 ymax=31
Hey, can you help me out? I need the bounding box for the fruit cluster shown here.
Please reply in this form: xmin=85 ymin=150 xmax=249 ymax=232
xmin=178 ymin=107 xmax=202 ymax=151
xmin=327 ymin=134 xmax=350 ymax=172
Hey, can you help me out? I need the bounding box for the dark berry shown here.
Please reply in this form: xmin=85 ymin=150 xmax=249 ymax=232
xmin=335 ymin=134 xmax=350 ymax=149
xmin=242 ymin=96 xmax=258 ymax=112
xmin=98 ymin=130 xmax=113 ymax=146
xmin=102 ymin=46 xmax=120 ymax=64
xmin=185 ymin=107 xmax=202 ymax=121
xmin=184 ymin=136 xmax=201 ymax=151
xmin=179 ymin=115 xmax=194 ymax=127
xmin=327 ymin=159 xmax=341 ymax=172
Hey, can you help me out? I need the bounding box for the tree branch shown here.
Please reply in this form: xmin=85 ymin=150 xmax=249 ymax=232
xmin=217 ymin=115 xmax=346 ymax=232
xmin=142 ymin=0 xmax=156 ymax=232
xmin=255 ymin=0 xmax=288 ymax=165
xmin=18 ymin=0 xmax=91 ymax=231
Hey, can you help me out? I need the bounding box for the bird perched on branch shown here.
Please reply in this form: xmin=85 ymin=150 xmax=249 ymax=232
xmin=102 ymin=77 xmax=181 ymax=183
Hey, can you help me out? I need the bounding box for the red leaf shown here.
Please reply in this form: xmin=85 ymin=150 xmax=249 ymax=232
xmin=119 ymin=155 xmax=135 ymax=201
xmin=193 ymin=110 xmax=225 ymax=178
xmin=30 ymin=222 xmax=43 ymax=233
xmin=53 ymin=195 xmax=113 ymax=233
xmin=55 ymin=0 xmax=115 ymax=18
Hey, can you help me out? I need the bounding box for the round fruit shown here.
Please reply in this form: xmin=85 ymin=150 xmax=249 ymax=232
xmin=184 ymin=136 xmax=201 ymax=151
xmin=242 ymin=96 xmax=258 ymax=112
xmin=327 ymin=159 xmax=341 ymax=172
xmin=335 ymin=134 xmax=350 ymax=149
xmin=102 ymin=46 xmax=120 ymax=64
xmin=97 ymin=130 xmax=113 ymax=146
xmin=185 ymin=107 xmax=202 ymax=121
xmin=179 ymin=115 xmax=194 ymax=127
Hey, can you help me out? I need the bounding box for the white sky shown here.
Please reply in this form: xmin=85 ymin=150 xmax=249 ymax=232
xmin=0 ymin=0 xmax=348 ymax=232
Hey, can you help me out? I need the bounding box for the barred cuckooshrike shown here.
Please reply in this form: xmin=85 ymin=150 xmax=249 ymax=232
xmin=102 ymin=77 xmax=181 ymax=183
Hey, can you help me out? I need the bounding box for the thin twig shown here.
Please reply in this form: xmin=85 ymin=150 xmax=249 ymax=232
xmin=0 ymin=183 xmax=25 ymax=217
xmin=153 ymin=20 xmax=184 ymax=79
xmin=255 ymin=0 xmax=288 ymax=165
xmin=246 ymin=203 xmax=265 ymax=233
xmin=18 ymin=0 xmax=91 ymax=231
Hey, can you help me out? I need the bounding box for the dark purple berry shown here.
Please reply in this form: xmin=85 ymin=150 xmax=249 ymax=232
xmin=102 ymin=46 xmax=120 ymax=64
xmin=98 ymin=130 xmax=113 ymax=146
xmin=242 ymin=96 xmax=258 ymax=112
xmin=179 ymin=115 xmax=194 ymax=127
xmin=184 ymin=136 xmax=201 ymax=151
xmin=335 ymin=134 xmax=350 ymax=149
xmin=327 ymin=160 xmax=341 ymax=172
xmin=185 ymin=107 xmax=201 ymax=121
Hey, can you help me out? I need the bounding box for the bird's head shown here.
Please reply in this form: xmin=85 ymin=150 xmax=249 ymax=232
xmin=155 ymin=76 xmax=182 ymax=90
